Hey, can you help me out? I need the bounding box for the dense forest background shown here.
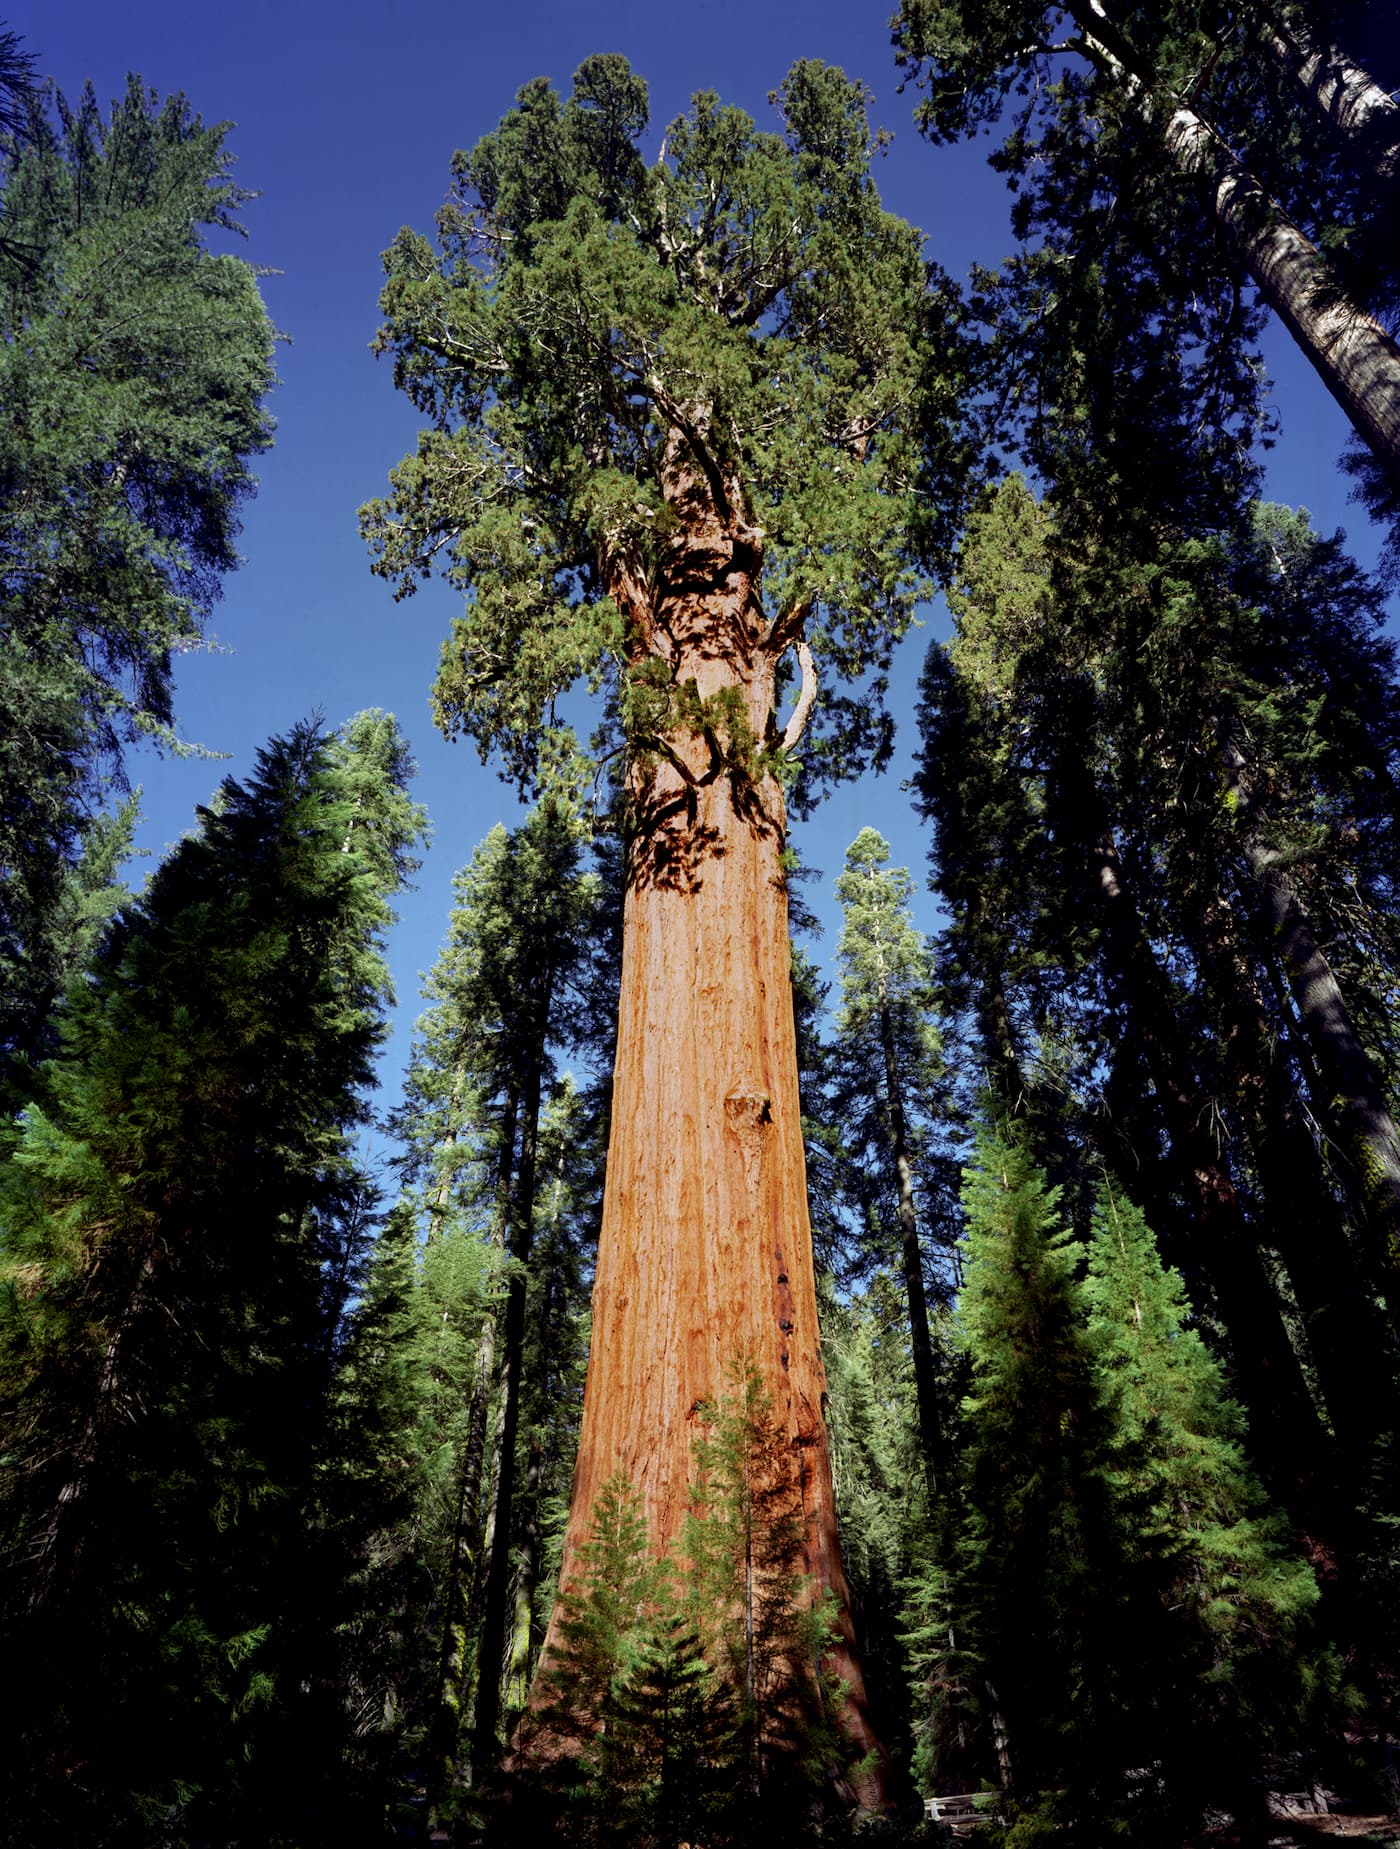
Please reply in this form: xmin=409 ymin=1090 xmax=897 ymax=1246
xmin=3 ymin=1 xmax=1400 ymax=1845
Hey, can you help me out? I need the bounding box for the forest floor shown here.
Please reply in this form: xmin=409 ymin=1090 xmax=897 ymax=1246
xmin=1198 ymin=1815 xmax=1400 ymax=1847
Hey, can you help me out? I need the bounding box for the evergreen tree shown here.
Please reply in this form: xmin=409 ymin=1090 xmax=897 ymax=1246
xmin=368 ymin=802 xmax=604 ymax=1800
xmin=366 ymin=54 xmax=970 ymax=1784
xmin=926 ymin=1133 xmax=1327 ymax=1842
xmin=892 ymin=0 xmax=1400 ymax=537
xmin=0 ymin=75 xmax=276 ymax=1075
xmin=1081 ymin=1182 xmax=1328 ymax=1836
xmin=0 ymin=714 xmax=423 ymax=1846
xmin=829 ymin=828 xmax=955 ymax=1486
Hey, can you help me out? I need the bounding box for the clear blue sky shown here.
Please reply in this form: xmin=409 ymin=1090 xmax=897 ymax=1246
xmin=23 ymin=0 xmax=1396 ymax=1136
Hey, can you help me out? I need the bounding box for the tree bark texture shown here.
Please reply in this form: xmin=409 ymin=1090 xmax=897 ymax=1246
xmin=1265 ymin=22 xmax=1400 ymax=181
xmin=531 ymin=436 xmax=885 ymax=1793
xmin=1072 ymin=0 xmax=1400 ymax=489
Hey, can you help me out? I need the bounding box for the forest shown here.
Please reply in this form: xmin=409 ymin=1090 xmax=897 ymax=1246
xmin=2 ymin=2 xmax=1400 ymax=1844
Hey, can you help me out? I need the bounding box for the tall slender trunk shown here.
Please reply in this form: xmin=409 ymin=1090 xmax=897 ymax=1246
xmin=531 ymin=455 xmax=885 ymax=1797
xmin=1088 ymin=827 xmax=1328 ymax=1484
xmin=1070 ymin=0 xmax=1400 ymax=488
xmin=1264 ymin=21 xmax=1400 ymax=181
xmin=473 ymin=1006 xmax=549 ymax=1762
xmin=1220 ymin=726 xmax=1400 ymax=1285
xmin=1189 ymin=888 xmax=1400 ymax=1461
xmin=504 ymin=1436 xmax=542 ymax=1716
xmin=426 ymin=1087 xmax=517 ymax=1793
xmin=877 ymin=1002 xmax=945 ymax=1490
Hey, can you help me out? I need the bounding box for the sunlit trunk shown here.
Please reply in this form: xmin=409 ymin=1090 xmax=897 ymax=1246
xmin=531 ymin=459 xmax=885 ymax=1798
xmin=1265 ymin=22 xmax=1400 ymax=181
xmin=1072 ymin=0 xmax=1400 ymax=489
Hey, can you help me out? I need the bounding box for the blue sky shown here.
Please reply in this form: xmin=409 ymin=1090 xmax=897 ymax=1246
xmin=22 ymin=0 xmax=1396 ymax=1134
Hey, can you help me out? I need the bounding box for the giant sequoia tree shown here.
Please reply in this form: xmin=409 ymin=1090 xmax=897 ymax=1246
xmin=364 ymin=54 xmax=964 ymax=1780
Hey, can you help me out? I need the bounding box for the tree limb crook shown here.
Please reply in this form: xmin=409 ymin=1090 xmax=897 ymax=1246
xmin=781 ymin=641 xmax=818 ymax=753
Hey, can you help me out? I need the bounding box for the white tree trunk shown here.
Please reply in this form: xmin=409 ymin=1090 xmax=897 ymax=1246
xmin=1267 ymin=22 xmax=1400 ymax=181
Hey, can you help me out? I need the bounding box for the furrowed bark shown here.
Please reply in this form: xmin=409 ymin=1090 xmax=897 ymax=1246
xmin=1265 ymin=21 xmax=1400 ymax=181
xmin=1070 ymin=0 xmax=1400 ymax=490
xmin=528 ymin=445 xmax=886 ymax=1801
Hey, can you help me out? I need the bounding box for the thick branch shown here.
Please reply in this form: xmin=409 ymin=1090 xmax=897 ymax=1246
xmin=780 ymin=641 xmax=818 ymax=753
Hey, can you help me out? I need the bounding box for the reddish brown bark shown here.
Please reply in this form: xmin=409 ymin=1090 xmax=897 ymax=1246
xmin=528 ymin=435 xmax=885 ymax=1798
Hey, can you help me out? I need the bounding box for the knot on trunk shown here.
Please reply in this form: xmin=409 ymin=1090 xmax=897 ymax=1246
xmin=723 ymin=1089 xmax=772 ymax=1138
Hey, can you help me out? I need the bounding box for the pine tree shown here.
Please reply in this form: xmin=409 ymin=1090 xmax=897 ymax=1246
xmin=0 ymin=714 xmax=423 ymax=1846
xmin=1081 ymin=1182 xmax=1328 ymax=1836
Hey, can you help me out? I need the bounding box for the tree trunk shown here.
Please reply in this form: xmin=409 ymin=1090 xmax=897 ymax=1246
xmin=1220 ymin=726 xmax=1400 ymax=1288
xmin=878 ymin=1002 xmax=945 ymax=1491
xmin=473 ymin=1014 xmax=548 ymax=1763
xmin=1189 ymin=888 xmax=1400 ymax=1463
xmin=530 ymin=448 xmax=885 ymax=1799
xmin=1264 ymin=20 xmax=1400 ymax=181
xmin=1071 ymin=0 xmax=1400 ymax=489
xmin=1088 ymin=827 xmax=1329 ymax=1487
xmin=426 ymin=1087 xmax=517 ymax=1795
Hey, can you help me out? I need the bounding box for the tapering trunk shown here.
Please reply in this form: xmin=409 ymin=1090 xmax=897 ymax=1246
xmin=504 ymin=1436 xmax=542 ymax=1716
xmin=1220 ymin=728 xmax=1400 ymax=1288
xmin=1071 ymin=0 xmax=1400 ymax=489
xmin=1265 ymin=20 xmax=1400 ymax=181
xmin=877 ymin=1003 xmax=945 ymax=1491
xmin=530 ymin=474 xmax=885 ymax=1798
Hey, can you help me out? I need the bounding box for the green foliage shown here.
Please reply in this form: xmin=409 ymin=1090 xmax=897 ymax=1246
xmin=0 ymin=715 xmax=423 ymax=1845
xmin=530 ymin=1361 xmax=858 ymax=1843
xmin=364 ymin=54 xmax=966 ymax=808
xmin=914 ymin=1130 xmax=1328 ymax=1842
xmin=0 ymin=75 xmax=276 ymax=1075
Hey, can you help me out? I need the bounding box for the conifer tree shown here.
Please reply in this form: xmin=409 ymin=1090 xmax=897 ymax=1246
xmin=0 ymin=75 xmax=276 ymax=1076
xmin=366 ymin=53 xmax=969 ymax=1782
xmin=0 ymin=714 xmax=423 ymax=1846
xmin=829 ymin=828 xmax=954 ymax=1486
xmin=928 ymin=1134 xmax=1328 ymax=1842
xmin=377 ymin=803 xmax=604 ymax=1796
